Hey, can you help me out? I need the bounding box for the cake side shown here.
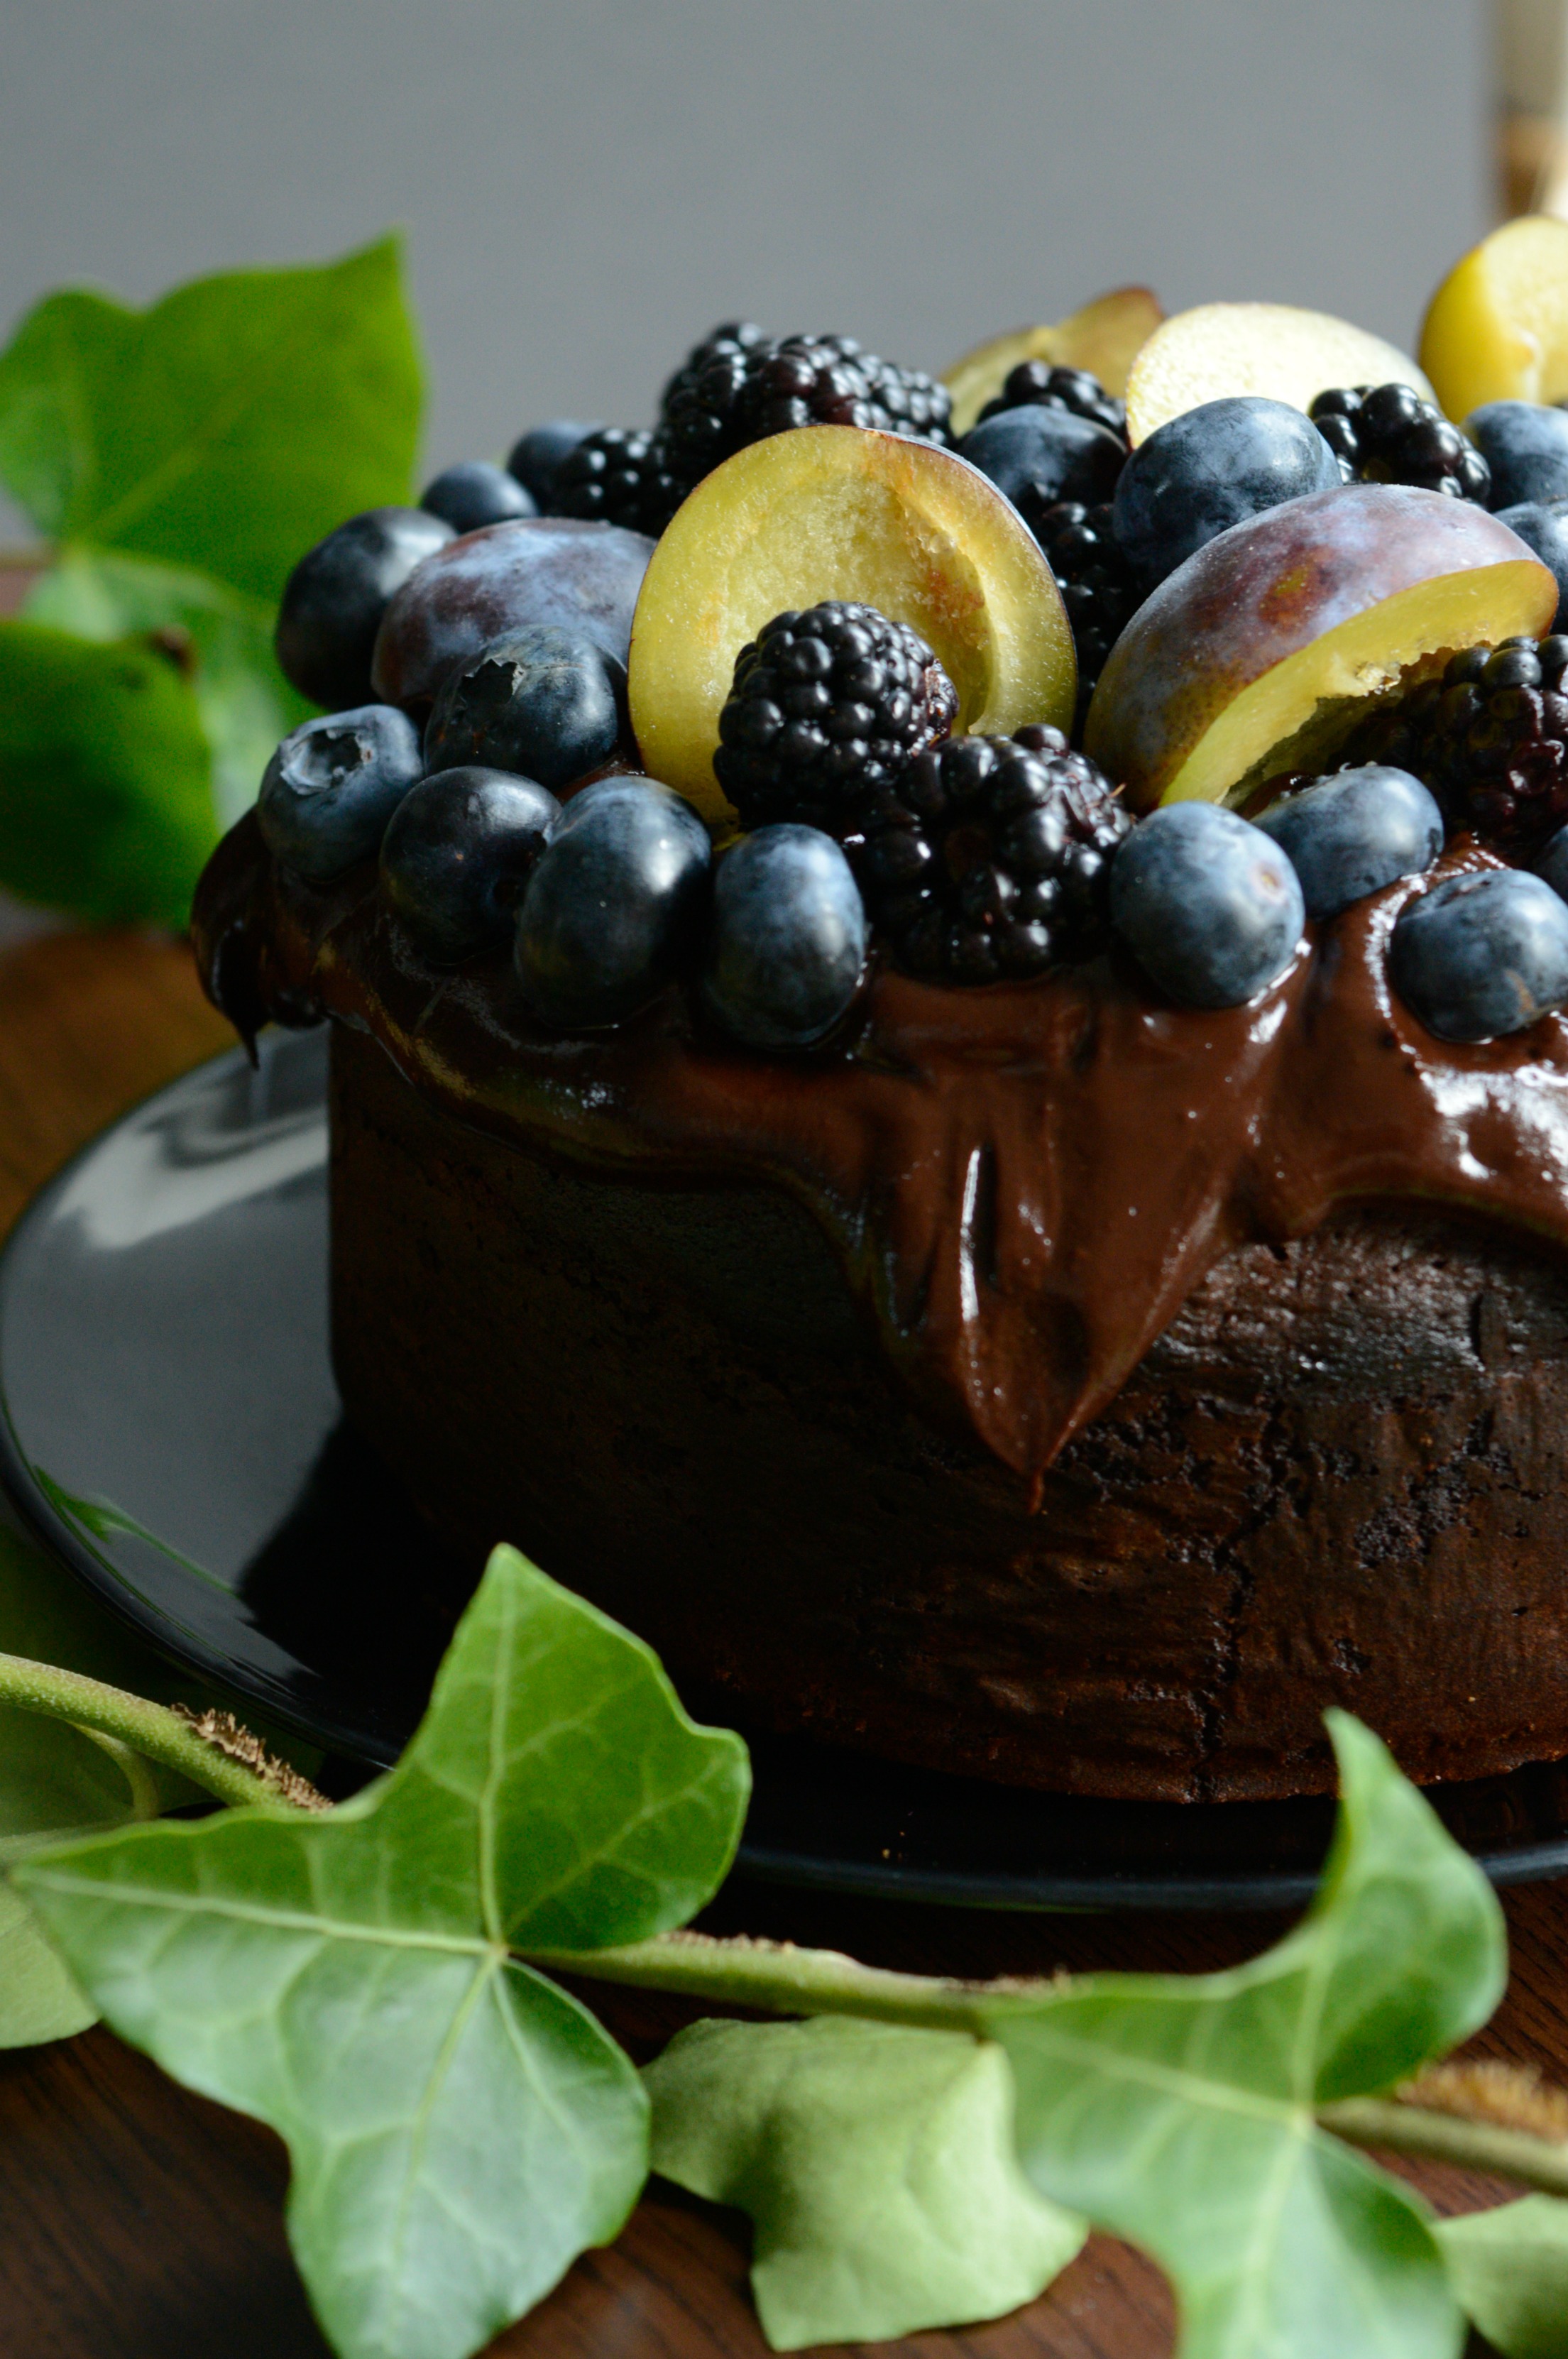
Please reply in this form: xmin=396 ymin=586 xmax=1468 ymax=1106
xmin=330 ymin=1022 xmax=1568 ymax=1802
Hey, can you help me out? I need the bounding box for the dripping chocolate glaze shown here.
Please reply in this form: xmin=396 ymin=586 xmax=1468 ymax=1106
xmin=193 ymin=811 xmax=1568 ymax=1483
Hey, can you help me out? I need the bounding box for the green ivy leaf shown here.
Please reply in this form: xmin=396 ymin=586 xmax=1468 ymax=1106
xmin=26 ymin=549 xmax=310 ymax=827
xmin=0 ymin=618 xmax=214 ymax=925
xmin=0 ymin=238 xmax=422 ymax=604
xmin=645 ymin=2014 xmax=1085 ymax=2349
xmin=1437 ymin=2197 xmax=1568 ymax=2358
xmin=983 ymin=1714 xmax=1506 ymax=2359
xmin=16 ymin=1545 xmax=750 ymax=2359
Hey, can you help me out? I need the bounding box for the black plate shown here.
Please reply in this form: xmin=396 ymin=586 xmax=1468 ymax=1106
xmin=7 ymin=1029 xmax=1568 ymax=1912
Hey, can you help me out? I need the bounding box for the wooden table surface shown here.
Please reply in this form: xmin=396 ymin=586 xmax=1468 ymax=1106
xmin=0 ymin=926 xmax=1553 ymax=2358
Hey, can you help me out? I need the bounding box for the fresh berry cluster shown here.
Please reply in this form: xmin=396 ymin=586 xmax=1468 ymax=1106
xmin=550 ymin=427 xmax=691 ymax=537
xmin=1309 ymin=384 xmax=1491 ymax=503
xmin=976 ymin=360 xmax=1127 ymax=441
xmin=1029 ymin=503 xmax=1142 ymax=726
xmin=713 ymin=603 xmax=959 ymax=834
xmin=1339 ymin=635 xmax=1568 ymax=850
xmin=857 ymin=727 xmax=1129 ymax=984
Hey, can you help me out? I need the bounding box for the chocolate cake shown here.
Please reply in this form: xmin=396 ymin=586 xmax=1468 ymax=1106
xmin=204 ymin=258 xmax=1568 ymax=1805
xmin=194 ymin=814 xmax=1568 ymax=1803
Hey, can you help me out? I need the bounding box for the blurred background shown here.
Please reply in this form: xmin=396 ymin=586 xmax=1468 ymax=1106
xmin=0 ymin=0 xmax=1497 ymax=491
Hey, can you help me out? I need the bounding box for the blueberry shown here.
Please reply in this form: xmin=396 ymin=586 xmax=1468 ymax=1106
xmin=274 ymin=508 xmax=454 ymax=709
xmin=1464 ymin=401 xmax=1568 ymax=509
xmin=424 ymin=625 xmax=627 ymax=792
xmin=1109 ymin=801 xmax=1305 ymax=1007
xmin=380 ymin=766 xmax=560 ymax=961
xmin=958 ymin=407 xmax=1126 ymax=526
xmin=516 ymin=777 xmax=711 ymax=1027
xmin=1112 ymin=398 xmax=1342 ymax=587
xmin=420 ymin=461 xmax=537 ymax=535
xmin=1391 ymin=868 xmax=1568 ymax=1041
xmin=257 ymin=706 xmax=424 ymax=885
xmin=1253 ymin=765 xmax=1444 ymax=919
xmin=703 ymin=826 xmax=868 ymax=1050
xmin=1496 ymin=499 xmax=1568 ymax=630
xmin=506 ymin=421 xmax=603 ymax=511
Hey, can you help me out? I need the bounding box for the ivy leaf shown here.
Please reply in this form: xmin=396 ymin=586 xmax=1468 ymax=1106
xmin=17 ymin=1546 xmax=750 ymax=2359
xmin=983 ymin=1713 xmax=1506 ymax=2359
xmin=0 ymin=1518 xmax=199 ymax=2046
xmin=645 ymin=2015 xmax=1085 ymax=2350
xmin=0 ymin=238 xmax=422 ymax=604
xmin=1437 ymin=2197 xmax=1568 ymax=2358
xmin=0 ymin=618 xmax=214 ymax=925
xmin=26 ymin=548 xmax=310 ymax=827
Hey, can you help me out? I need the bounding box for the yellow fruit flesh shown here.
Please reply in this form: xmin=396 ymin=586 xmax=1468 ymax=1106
xmin=1125 ymin=302 xmax=1436 ymax=444
xmin=941 ymin=287 xmax=1163 ymax=437
xmin=1420 ymin=214 xmax=1568 ymax=420
xmin=628 ymin=427 xmax=1075 ymax=820
xmin=1161 ymin=561 xmax=1557 ymax=809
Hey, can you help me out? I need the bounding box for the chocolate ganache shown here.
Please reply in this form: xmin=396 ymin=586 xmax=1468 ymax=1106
xmin=196 ymin=809 xmax=1568 ymax=1475
xmin=193 ymin=810 xmax=1568 ymax=1799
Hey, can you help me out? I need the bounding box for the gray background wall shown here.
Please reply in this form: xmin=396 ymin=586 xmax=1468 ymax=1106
xmin=0 ymin=0 xmax=1488 ymax=488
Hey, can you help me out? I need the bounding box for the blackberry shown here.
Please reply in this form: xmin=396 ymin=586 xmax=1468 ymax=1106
xmin=714 ymin=603 xmax=958 ymax=833
xmin=1339 ymin=635 xmax=1568 ymax=850
xmin=1032 ymin=501 xmax=1142 ymax=731
xmin=661 ymin=328 xmax=951 ymax=484
xmin=858 ymin=726 xmax=1129 ymax=985
xmin=552 ymin=426 xmax=691 ymax=537
xmin=976 ymin=360 xmax=1127 ymax=442
xmin=1309 ymin=383 xmax=1491 ymax=503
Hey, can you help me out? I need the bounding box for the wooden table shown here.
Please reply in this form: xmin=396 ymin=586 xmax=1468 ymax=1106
xmin=0 ymin=926 xmax=1550 ymax=2358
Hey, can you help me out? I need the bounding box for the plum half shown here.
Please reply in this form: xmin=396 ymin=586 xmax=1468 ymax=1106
xmin=941 ymin=287 xmax=1163 ymax=439
xmin=1124 ymin=303 xmax=1436 ymax=447
xmin=1420 ymin=215 xmax=1568 ymax=422
xmin=1085 ymin=483 xmax=1557 ymax=814
xmin=627 ymin=425 xmax=1076 ymax=821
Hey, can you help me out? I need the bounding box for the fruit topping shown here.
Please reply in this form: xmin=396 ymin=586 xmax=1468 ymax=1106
xmin=420 ymin=461 xmax=537 ymax=534
xmin=942 ymin=287 xmax=1163 ymax=439
xmin=659 ymin=327 xmax=951 ymax=486
xmin=1112 ymin=397 xmax=1342 ymax=589
xmin=958 ymin=406 xmax=1127 ymax=527
xmin=1030 ymin=502 xmax=1143 ymax=730
xmin=552 ymin=426 xmax=692 ymax=537
xmin=1538 ymin=822 xmax=1568 ymax=902
xmin=714 ymin=601 xmax=956 ymax=835
xmin=975 ymin=362 xmax=1127 ymax=440
xmin=703 ymin=825 xmax=868 ymax=1049
xmin=423 ymin=625 xmax=628 ymax=792
xmin=627 ymin=425 xmax=1076 ymax=821
xmin=257 ymin=705 xmax=423 ymax=884
xmin=275 ymin=508 xmax=454 ymax=711
xmin=515 ymin=775 xmax=711 ymax=1028
xmin=1308 ymin=385 xmax=1490 ymax=503
xmin=369 ymin=517 xmax=654 ymax=708
xmin=1339 ymin=635 xmax=1568 ymax=851
xmin=1124 ymin=302 xmax=1435 ymax=447
xmin=1420 ymin=215 xmax=1568 ymax=420
xmin=1252 ymin=765 xmax=1443 ymax=919
xmin=1109 ymin=801 xmax=1304 ymax=1007
xmin=1390 ymin=867 xmax=1568 ymax=1041
xmin=1463 ymin=400 xmax=1568 ymax=508
xmin=1087 ymin=484 xmax=1559 ymax=814
xmin=380 ymin=767 xmax=559 ymax=961
xmin=858 ymin=727 xmax=1128 ymax=984
xmin=506 ymin=422 xmax=603 ymax=510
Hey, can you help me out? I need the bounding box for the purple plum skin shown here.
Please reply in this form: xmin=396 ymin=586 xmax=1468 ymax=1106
xmin=371 ymin=517 xmax=655 ymax=710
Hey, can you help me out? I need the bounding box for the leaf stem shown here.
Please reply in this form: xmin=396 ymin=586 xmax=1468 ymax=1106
xmin=1318 ymin=2096 xmax=1568 ymax=2195
xmin=522 ymin=1927 xmax=1052 ymax=2030
xmin=0 ymin=1651 xmax=317 ymax=1813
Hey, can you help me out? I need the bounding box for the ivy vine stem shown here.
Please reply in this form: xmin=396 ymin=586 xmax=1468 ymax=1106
xmin=0 ymin=1651 xmax=309 ymax=1812
xmin=1317 ymin=2096 xmax=1568 ymax=2195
